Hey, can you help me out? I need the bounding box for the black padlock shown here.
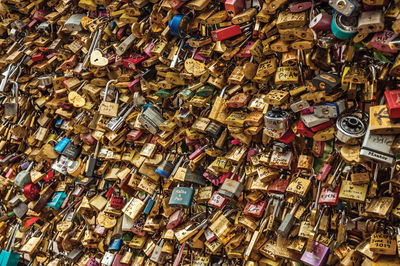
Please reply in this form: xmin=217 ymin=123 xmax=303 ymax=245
xmin=140 ymin=67 xmax=157 ymax=81
xmin=205 ymin=121 xmax=225 ymax=138
xmin=312 ymin=72 xmax=341 ymax=95
xmin=61 ymin=140 xmax=82 ymax=160
xmin=86 ymin=141 xmax=100 ymax=178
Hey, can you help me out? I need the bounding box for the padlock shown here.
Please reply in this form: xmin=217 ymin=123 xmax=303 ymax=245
xmin=358 ymin=10 xmax=384 ymax=33
xmin=4 ymin=81 xmax=19 ymax=117
xmin=329 ymin=0 xmax=359 ymax=16
xmin=169 ymin=184 xmax=194 ymax=208
xmin=360 ymin=126 xmax=396 ymax=165
xmin=99 ymin=80 xmax=119 ymax=118
xmin=138 ymin=104 xmax=165 ymax=135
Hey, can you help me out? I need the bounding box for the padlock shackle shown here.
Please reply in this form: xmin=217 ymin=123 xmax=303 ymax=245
xmin=104 ymin=79 xmax=116 ymax=101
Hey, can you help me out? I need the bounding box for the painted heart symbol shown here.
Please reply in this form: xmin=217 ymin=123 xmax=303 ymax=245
xmin=90 ymin=49 xmax=108 ymax=67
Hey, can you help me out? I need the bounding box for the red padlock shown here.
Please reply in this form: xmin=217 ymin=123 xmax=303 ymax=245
xmin=279 ymin=129 xmax=296 ymax=144
xmin=24 ymin=183 xmax=40 ymax=201
xmin=225 ymin=0 xmax=244 ymax=17
xmin=310 ymin=120 xmax=333 ymax=132
xmin=318 ymin=186 xmax=339 ymax=206
xmin=309 ymin=13 xmax=332 ymax=31
xmin=110 ymin=195 xmax=126 ymax=210
xmin=289 ymin=1 xmax=312 ymax=12
xmin=385 ymin=90 xmax=400 ymax=119
xmin=116 ymin=26 xmax=127 ymax=40
xmin=32 ymin=52 xmax=44 ymax=62
xmin=268 ymin=177 xmax=289 ymax=194
xmin=211 ymin=24 xmax=243 ymax=42
xmin=123 ymin=55 xmax=147 ymax=70
xmin=297 ymin=120 xmax=315 ymax=138
xmin=243 ymin=200 xmax=267 ymax=218
xmin=315 ymin=163 xmax=332 ymax=182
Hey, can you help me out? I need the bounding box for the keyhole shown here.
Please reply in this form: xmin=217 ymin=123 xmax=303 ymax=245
xmin=337 ymin=0 xmax=346 ymax=9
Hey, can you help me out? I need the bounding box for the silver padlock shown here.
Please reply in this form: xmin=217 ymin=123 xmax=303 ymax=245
xmin=37 ymin=22 xmax=52 ymax=35
xmin=314 ymin=99 xmax=346 ymax=119
xmin=301 ymin=113 xmax=330 ymax=128
xmin=360 ymin=126 xmax=395 ymax=165
xmin=358 ymin=10 xmax=384 ymax=34
xmin=64 ymin=14 xmax=86 ymax=32
xmin=116 ymin=34 xmax=136 ymax=56
xmin=138 ymin=105 xmax=165 ymax=134
xmin=329 ymin=0 xmax=359 ymax=17
xmin=264 ymin=107 xmax=292 ymax=131
xmin=149 ymin=239 xmax=166 ymax=264
xmin=13 ymin=202 xmax=28 ymax=219
xmin=38 ymin=75 xmax=52 ymax=87
xmin=101 ymin=251 xmax=116 ymax=266
xmin=277 ymin=201 xmax=301 ymax=238
xmin=4 ymin=80 xmax=19 ymax=117
xmin=335 ymin=114 xmax=366 ymax=144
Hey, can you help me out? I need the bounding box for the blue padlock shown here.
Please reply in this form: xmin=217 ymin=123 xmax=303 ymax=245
xmin=108 ymin=239 xmax=123 ymax=251
xmin=46 ymin=192 xmax=67 ymax=210
xmin=54 ymin=137 xmax=71 ymax=153
xmin=143 ymin=193 xmax=157 ymax=215
xmin=55 ymin=118 xmax=63 ymax=128
xmin=168 ymin=185 xmax=194 ymax=208
xmin=0 ymin=250 xmax=20 ymax=266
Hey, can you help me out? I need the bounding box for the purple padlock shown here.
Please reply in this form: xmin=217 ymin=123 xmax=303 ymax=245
xmin=20 ymin=161 xmax=31 ymax=170
xmin=301 ymin=241 xmax=329 ymax=266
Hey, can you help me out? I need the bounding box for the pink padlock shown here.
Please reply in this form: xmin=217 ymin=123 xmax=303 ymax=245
xmin=236 ymin=41 xmax=254 ymax=58
xmin=5 ymin=167 xmax=14 ymax=179
xmin=370 ymin=30 xmax=398 ymax=53
xmin=207 ymin=191 xmax=227 ymax=209
xmin=204 ymin=228 xmax=217 ymax=242
xmin=301 ymin=106 xmax=314 ymax=114
xmin=300 ymin=241 xmax=330 ymax=266
xmin=166 ymin=210 xmax=184 ymax=229
xmin=144 ymin=42 xmax=155 ymax=57
xmin=80 ymin=132 xmax=96 ymax=145
xmin=128 ymin=78 xmax=140 ymax=93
